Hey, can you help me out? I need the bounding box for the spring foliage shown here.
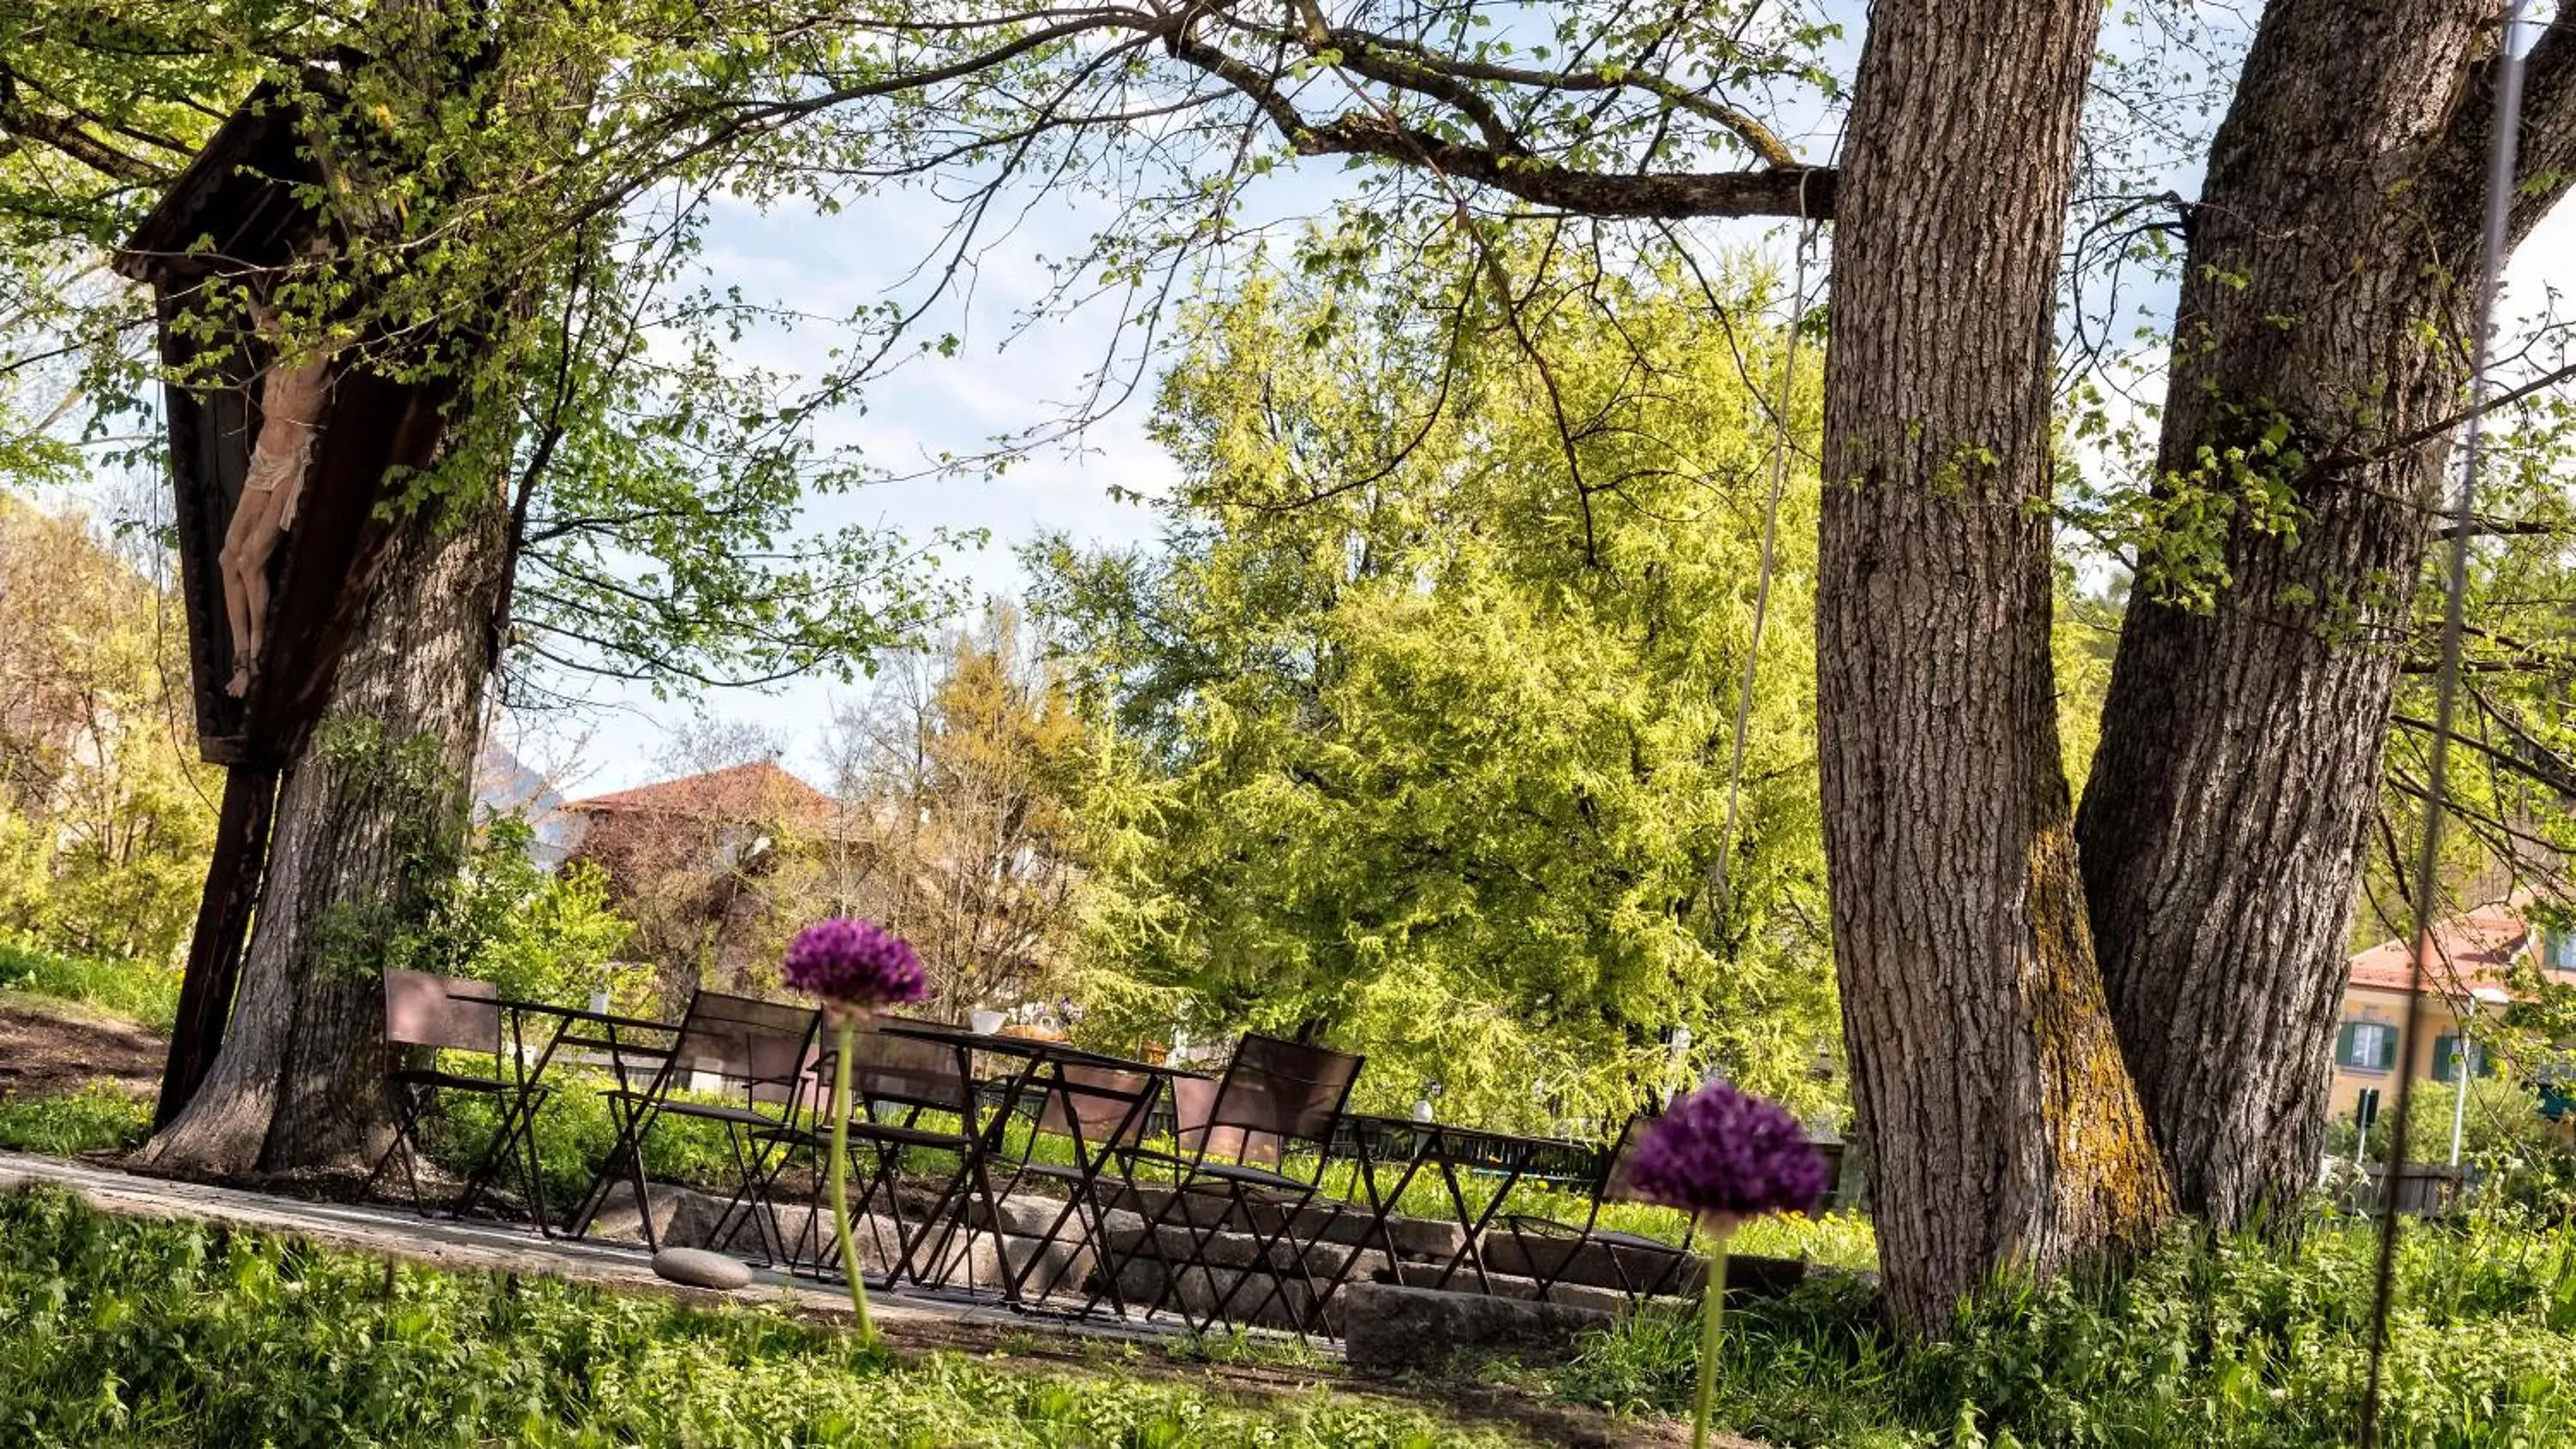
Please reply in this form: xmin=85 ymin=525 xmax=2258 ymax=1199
xmin=1036 ymin=253 xmax=1839 ymax=1127
xmin=0 ymin=499 xmax=215 ymax=968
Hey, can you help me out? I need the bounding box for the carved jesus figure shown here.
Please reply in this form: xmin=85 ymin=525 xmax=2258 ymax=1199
xmin=219 ymin=302 xmax=337 ymax=699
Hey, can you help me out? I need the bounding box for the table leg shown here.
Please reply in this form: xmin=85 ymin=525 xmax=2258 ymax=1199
xmin=1429 ymin=1162 xmax=1527 ymax=1294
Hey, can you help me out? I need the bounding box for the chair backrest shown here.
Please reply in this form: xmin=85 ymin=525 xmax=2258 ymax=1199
xmin=1033 ymin=1063 xmax=1157 ymax=1150
xmin=667 ymin=991 xmax=817 ymax=1102
xmin=845 ymin=1021 xmax=974 ymax=1115
xmin=382 ymin=969 xmax=500 ymax=1056
xmin=1183 ymin=1034 xmax=1362 ymax=1167
xmin=1170 ymin=1074 xmax=1245 ymax=1159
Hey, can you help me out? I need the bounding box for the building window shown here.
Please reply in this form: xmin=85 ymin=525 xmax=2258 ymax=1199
xmin=2432 ymin=1034 xmax=2494 ymax=1084
xmin=2338 ymin=1022 xmax=2398 ymax=1071
xmin=2547 ymin=927 xmax=2576 ymax=973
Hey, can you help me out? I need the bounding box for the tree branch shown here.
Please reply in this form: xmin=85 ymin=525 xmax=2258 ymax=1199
xmin=1158 ymin=16 xmax=1834 ymax=220
xmin=2430 ymin=12 xmax=2576 ymax=250
xmin=1293 ymin=109 xmax=1835 ymax=218
xmin=0 ymin=68 xmax=168 ymax=181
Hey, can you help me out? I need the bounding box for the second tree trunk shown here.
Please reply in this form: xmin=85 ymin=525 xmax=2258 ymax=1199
xmin=1817 ymin=0 xmax=2172 ymax=1334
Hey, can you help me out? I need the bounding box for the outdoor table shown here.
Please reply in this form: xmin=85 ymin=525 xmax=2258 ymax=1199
xmin=456 ymin=999 xmax=677 ymax=1234
xmin=869 ymin=1020 xmax=1185 ymax=1317
xmin=1313 ymin=1115 xmax=1604 ymax=1305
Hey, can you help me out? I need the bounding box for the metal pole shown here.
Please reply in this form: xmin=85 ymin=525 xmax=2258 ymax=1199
xmin=2447 ymin=1027 xmax=2471 ymax=1168
xmin=2360 ymin=7 xmax=2530 ymax=1443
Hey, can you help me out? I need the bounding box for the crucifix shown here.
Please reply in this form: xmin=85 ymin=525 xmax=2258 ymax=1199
xmin=221 ymin=296 xmax=343 ymax=699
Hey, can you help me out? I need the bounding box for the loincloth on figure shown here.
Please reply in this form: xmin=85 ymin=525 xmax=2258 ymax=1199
xmin=240 ymin=430 xmax=319 ymax=530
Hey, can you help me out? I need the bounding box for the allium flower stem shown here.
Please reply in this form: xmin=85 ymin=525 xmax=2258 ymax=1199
xmin=1693 ymin=1234 xmax=1730 ymax=1449
xmin=828 ymin=1015 xmax=874 ymax=1343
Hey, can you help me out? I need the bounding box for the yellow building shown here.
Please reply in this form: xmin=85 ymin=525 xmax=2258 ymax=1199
xmin=2329 ymin=901 xmax=2576 ymax=1128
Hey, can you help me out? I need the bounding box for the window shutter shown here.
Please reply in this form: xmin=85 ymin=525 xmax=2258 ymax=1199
xmin=2336 ymin=1023 xmax=2356 ymax=1067
xmin=2433 ymin=1034 xmax=2458 ymax=1083
xmin=2379 ymin=1027 xmax=2401 ymax=1071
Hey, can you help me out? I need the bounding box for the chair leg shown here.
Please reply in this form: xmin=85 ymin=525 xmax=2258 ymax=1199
xmin=362 ymin=1082 xmax=427 ymax=1211
xmin=514 ymin=1089 xmax=553 ymax=1236
xmin=568 ymin=1088 xmax=657 ymax=1241
xmin=1207 ymin=1185 xmax=1321 ymax=1337
xmin=1515 ymin=1222 xmax=1580 ymax=1303
xmin=714 ymin=1132 xmax=797 ymax=1268
xmin=1182 ymin=1181 xmax=1276 ymax=1333
xmin=1110 ymin=1178 xmax=1205 ymax=1325
xmin=898 ymin=1149 xmax=987 ymax=1295
xmin=1078 ymin=1162 xmax=1184 ymax=1321
xmin=1004 ymin=1188 xmax=1086 ymax=1303
xmin=703 ymin=1123 xmax=774 ymax=1261
xmin=832 ymin=1135 xmax=914 ymax=1288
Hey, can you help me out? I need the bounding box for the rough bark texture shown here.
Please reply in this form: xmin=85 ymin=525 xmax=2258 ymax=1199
xmin=2077 ymin=4 xmax=2576 ymax=1227
xmin=1817 ymin=0 xmax=2171 ymax=1335
xmin=138 ymin=489 xmax=510 ymax=1177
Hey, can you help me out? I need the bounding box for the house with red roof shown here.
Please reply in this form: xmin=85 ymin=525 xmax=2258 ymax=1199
xmin=556 ymin=761 xmax=867 ymax=994
xmin=2330 ymin=900 xmax=2576 ymax=1126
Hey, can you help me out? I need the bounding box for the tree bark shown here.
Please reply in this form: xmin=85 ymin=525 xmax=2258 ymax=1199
xmin=2076 ymin=3 xmax=2576 ymax=1227
xmin=137 ymin=488 xmax=511 ymax=1176
xmin=1816 ymin=0 xmax=2171 ymax=1334
xmin=153 ymin=763 xmax=279 ymax=1128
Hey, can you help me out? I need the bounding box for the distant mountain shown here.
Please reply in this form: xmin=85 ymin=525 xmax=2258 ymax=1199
xmin=471 ymin=740 xmax=578 ymax=866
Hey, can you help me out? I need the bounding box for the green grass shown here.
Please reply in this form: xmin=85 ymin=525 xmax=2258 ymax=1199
xmin=1551 ymin=1207 xmax=2576 ymax=1448
xmin=0 ymin=1185 xmax=1539 ymax=1448
xmin=0 ymin=940 xmax=179 ymax=1030
xmin=0 ymin=1081 xmax=155 ymax=1155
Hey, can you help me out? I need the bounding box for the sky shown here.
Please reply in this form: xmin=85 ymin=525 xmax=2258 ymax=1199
xmin=509 ymin=191 xmax=1193 ymax=799
xmin=41 ymin=5 xmax=2576 ymax=803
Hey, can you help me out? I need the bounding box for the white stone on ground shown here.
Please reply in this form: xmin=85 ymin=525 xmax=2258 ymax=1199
xmin=653 ymin=1246 xmax=754 ymax=1290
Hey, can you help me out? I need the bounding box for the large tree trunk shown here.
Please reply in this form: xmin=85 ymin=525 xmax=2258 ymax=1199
xmin=137 ymin=488 xmax=510 ymax=1176
xmin=2077 ymin=4 xmax=2576 ymax=1226
xmin=1816 ymin=0 xmax=2171 ymax=1334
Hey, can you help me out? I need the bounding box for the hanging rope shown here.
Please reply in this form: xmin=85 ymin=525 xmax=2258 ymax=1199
xmin=2358 ymin=6 xmax=2531 ymax=1443
xmin=1709 ymin=221 xmax=1818 ymax=918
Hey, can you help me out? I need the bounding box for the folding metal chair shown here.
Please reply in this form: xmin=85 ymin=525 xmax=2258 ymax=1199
xmin=1109 ymin=1033 xmax=1363 ymax=1337
xmin=567 ymin=990 xmax=817 ymax=1255
xmin=1494 ymin=1113 xmax=1698 ymax=1307
xmin=364 ymin=969 xmax=549 ymax=1224
xmin=987 ymin=1060 xmax=1166 ymax=1305
xmin=753 ymin=1021 xmax=1004 ymax=1295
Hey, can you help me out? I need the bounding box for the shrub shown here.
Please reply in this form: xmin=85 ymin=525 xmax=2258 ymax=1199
xmin=428 ymin=816 xmax=647 ymax=1011
xmin=0 ymin=1185 xmax=1527 ymax=1448
xmin=2320 ymin=1076 xmax=2576 ymax=1222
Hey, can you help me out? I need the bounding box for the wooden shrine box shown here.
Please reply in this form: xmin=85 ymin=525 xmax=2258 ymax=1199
xmin=111 ymin=81 xmax=460 ymax=770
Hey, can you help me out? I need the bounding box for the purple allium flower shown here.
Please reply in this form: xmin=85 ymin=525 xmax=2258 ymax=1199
xmin=782 ymin=917 xmax=927 ymax=1011
xmin=1630 ymin=1081 xmax=1828 ymax=1227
